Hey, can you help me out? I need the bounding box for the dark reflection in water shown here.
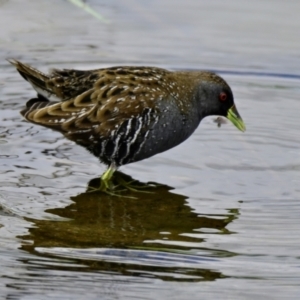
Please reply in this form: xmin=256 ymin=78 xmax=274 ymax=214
xmin=19 ymin=172 xmax=239 ymax=282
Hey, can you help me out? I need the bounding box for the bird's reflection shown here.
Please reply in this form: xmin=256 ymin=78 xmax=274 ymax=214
xmin=20 ymin=172 xmax=239 ymax=282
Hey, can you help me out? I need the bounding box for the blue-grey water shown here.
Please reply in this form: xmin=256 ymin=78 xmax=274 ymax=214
xmin=0 ymin=0 xmax=300 ymax=299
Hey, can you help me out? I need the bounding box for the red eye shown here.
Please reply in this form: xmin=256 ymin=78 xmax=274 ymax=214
xmin=219 ymin=92 xmax=227 ymax=102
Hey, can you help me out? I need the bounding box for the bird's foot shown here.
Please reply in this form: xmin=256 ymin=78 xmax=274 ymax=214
xmin=87 ymin=170 xmax=159 ymax=197
xmin=113 ymin=174 xmax=156 ymax=194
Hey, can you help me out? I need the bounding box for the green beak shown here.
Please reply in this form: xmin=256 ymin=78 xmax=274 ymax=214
xmin=227 ymin=105 xmax=246 ymax=132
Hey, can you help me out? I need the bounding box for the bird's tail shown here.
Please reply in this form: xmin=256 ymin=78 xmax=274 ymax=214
xmin=7 ymin=59 xmax=52 ymax=97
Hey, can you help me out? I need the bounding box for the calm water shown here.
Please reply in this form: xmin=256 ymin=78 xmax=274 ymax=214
xmin=0 ymin=0 xmax=300 ymax=299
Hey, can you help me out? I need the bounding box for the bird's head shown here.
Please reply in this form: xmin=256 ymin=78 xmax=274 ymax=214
xmin=196 ymin=72 xmax=246 ymax=132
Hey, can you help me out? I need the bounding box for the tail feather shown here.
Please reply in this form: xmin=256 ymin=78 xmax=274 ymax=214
xmin=7 ymin=59 xmax=52 ymax=97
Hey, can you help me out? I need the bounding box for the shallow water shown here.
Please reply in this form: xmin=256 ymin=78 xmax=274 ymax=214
xmin=1 ymin=0 xmax=300 ymax=299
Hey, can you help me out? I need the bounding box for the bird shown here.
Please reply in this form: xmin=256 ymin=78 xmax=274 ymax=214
xmin=8 ymin=59 xmax=245 ymax=193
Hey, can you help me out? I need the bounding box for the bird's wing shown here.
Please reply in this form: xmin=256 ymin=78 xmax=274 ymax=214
xmin=21 ymin=66 xmax=175 ymax=146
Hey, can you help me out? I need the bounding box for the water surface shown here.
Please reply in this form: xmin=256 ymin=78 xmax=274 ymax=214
xmin=0 ymin=0 xmax=300 ymax=299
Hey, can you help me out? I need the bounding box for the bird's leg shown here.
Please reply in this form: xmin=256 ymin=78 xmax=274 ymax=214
xmin=99 ymin=163 xmax=118 ymax=191
xmin=89 ymin=163 xmax=156 ymax=197
xmin=88 ymin=164 xmax=118 ymax=194
xmin=100 ymin=163 xmax=151 ymax=192
xmin=97 ymin=164 xmax=140 ymax=198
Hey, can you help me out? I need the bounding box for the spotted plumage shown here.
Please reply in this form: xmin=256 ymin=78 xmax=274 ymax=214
xmin=9 ymin=59 xmax=245 ymax=193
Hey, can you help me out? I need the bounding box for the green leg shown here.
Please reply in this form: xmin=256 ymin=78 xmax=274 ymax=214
xmin=100 ymin=163 xmax=117 ymax=191
xmin=97 ymin=164 xmax=137 ymax=198
xmin=88 ymin=164 xmax=158 ymax=197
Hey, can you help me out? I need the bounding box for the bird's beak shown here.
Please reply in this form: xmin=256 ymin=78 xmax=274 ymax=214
xmin=226 ymin=105 xmax=246 ymax=132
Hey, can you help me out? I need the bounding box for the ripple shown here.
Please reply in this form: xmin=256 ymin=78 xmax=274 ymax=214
xmin=35 ymin=247 xmax=218 ymax=268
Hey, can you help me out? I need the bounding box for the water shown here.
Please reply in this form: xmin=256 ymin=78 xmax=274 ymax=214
xmin=0 ymin=0 xmax=300 ymax=299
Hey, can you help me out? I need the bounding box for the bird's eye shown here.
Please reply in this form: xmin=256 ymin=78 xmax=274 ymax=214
xmin=219 ymin=92 xmax=227 ymax=102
